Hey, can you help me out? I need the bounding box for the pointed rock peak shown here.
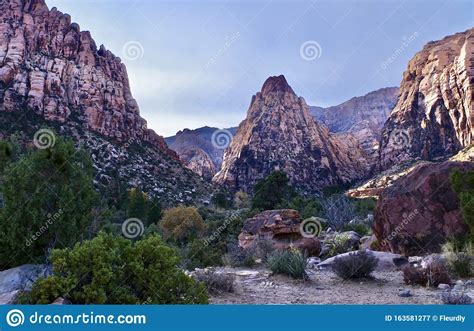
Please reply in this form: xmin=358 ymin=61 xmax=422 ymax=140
xmin=261 ymin=75 xmax=295 ymax=96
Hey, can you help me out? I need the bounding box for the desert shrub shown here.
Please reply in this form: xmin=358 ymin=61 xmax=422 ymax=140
xmin=402 ymin=260 xmax=451 ymax=287
xmin=0 ymin=136 xmax=97 ymax=269
xmin=252 ymin=171 xmax=294 ymax=210
xmin=321 ymin=194 xmax=356 ymax=231
xmin=182 ymin=239 xmax=224 ymax=270
xmin=160 ymin=206 xmax=205 ymax=245
xmin=425 ymin=260 xmax=451 ymax=287
xmin=223 ymin=243 xmax=255 ymax=267
xmin=402 ymin=266 xmax=428 ymax=286
xmin=287 ymin=196 xmax=322 ymax=219
xmin=343 ymin=223 xmax=371 ymax=236
xmin=267 ymin=249 xmax=307 ymax=279
xmin=441 ymin=291 xmax=472 ymax=305
xmin=324 ymin=232 xmax=360 ymax=257
xmin=25 ymin=233 xmax=208 ymax=304
xmin=193 ymin=269 xmax=234 ymax=294
xmin=332 ymin=250 xmax=378 ymax=279
xmin=442 ymin=241 xmax=473 ymax=278
xmin=253 ymin=239 xmax=274 ymax=262
xmin=450 ymin=170 xmax=474 ymax=244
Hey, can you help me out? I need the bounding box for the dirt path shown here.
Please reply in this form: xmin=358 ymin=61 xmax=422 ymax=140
xmin=209 ymin=267 xmax=473 ymax=304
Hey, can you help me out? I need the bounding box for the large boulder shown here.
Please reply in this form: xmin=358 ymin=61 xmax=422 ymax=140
xmin=238 ymin=209 xmax=321 ymax=256
xmin=0 ymin=264 xmax=51 ymax=304
xmin=374 ymin=161 xmax=474 ymax=255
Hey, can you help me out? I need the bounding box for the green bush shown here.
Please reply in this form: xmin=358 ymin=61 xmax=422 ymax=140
xmin=450 ymin=170 xmax=474 ymax=244
xmin=442 ymin=241 xmax=473 ymax=278
xmin=182 ymin=239 xmax=224 ymax=270
xmin=223 ymin=243 xmax=256 ymax=267
xmin=25 ymin=233 xmax=208 ymax=304
xmin=0 ymin=136 xmax=97 ymax=269
xmin=160 ymin=206 xmax=205 ymax=245
xmin=332 ymin=250 xmax=378 ymax=279
xmin=343 ymin=223 xmax=371 ymax=236
xmin=267 ymin=249 xmax=307 ymax=279
xmin=353 ymin=198 xmax=377 ymax=217
xmin=252 ymin=171 xmax=294 ymax=210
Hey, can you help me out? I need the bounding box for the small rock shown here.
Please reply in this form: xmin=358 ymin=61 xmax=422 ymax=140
xmin=438 ymin=283 xmax=450 ymax=290
xmin=398 ymin=289 xmax=411 ymax=297
xmin=453 ymin=284 xmax=464 ymax=292
xmin=455 ymin=280 xmax=464 ymax=286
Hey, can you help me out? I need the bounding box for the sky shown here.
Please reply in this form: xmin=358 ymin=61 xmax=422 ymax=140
xmin=46 ymin=0 xmax=473 ymax=137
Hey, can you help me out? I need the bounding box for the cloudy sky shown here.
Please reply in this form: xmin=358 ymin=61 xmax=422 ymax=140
xmin=46 ymin=0 xmax=472 ymax=137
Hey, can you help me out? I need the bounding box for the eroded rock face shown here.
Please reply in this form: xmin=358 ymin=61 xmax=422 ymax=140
xmin=0 ymin=0 xmax=212 ymax=204
xmin=310 ymin=87 xmax=399 ymax=158
xmin=374 ymin=161 xmax=474 ymax=256
xmin=378 ymin=29 xmax=473 ymax=170
xmin=165 ymin=126 xmax=238 ymax=180
xmin=0 ymin=0 xmax=175 ymax=159
xmin=238 ymin=209 xmax=321 ymax=256
xmin=180 ymin=148 xmax=217 ymax=181
xmin=213 ymin=75 xmax=369 ymax=194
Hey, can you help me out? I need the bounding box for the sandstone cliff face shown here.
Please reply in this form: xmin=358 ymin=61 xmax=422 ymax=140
xmin=0 ymin=0 xmax=211 ymax=204
xmin=213 ymin=75 xmax=368 ymax=195
xmin=310 ymin=87 xmax=399 ymax=157
xmin=374 ymin=161 xmax=474 ymax=255
xmin=378 ymin=29 xmax=474 ymax=170
xmin=0 ymin=0 xmax=175 ymax=159
xmin=165 ymin=126 xmax=237 ymax=180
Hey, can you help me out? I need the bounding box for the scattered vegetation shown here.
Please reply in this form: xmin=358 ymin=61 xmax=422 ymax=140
xmin=267 ymin=249 xmax=308 ymax=279
xmin=321 ymin=194 xmax=356 ymax=231
xmin=442 ymin=241 xmax=473 ymax=278
xmin=441 ymin=291 xmax=472 ymax=305
xmin=223 ymin=243 xmax=256 ymax=267
xmin=332 ymin=250 xmax=378 ymax=279
xmin=402 ymin=259 xmax=451 ymax=287
xmin=193 ymin=269 xmax=235 ymax=295
xmin=24 ymin=233 xmax=208 ymax=304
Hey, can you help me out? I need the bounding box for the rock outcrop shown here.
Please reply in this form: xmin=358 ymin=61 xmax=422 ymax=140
xmin=378 ymin=29 xmax=473 ymax=170
xmin=165 ymin=126 xmax=237 ymax=180
xmin=374 ymin=161 xmax=474 ymax=256
xmin=238 ymin=209 xmax=321 ymax=256
xmin=0 ymin=264 xmax=51 ymax=303
xmin=0 ymin=0 xmax=211 ymax=203
xmin=213 ymin=75 xmax=369 ymax=194
xmin=310 ymin=87 xmax=399 ymax=157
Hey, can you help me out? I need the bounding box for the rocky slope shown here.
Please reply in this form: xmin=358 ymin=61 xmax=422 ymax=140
xmin=165 ymin=126 xmax=237 ymax=180
xmin=378 ymin=28 xmax=474 ymax=170
xmin=213 ymin=75 xmax=369 ymax=195
xmin=310 ymin=87 xmax=399 ymax=157
xmin=0 ymin=0 xmax=211 ymax=203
